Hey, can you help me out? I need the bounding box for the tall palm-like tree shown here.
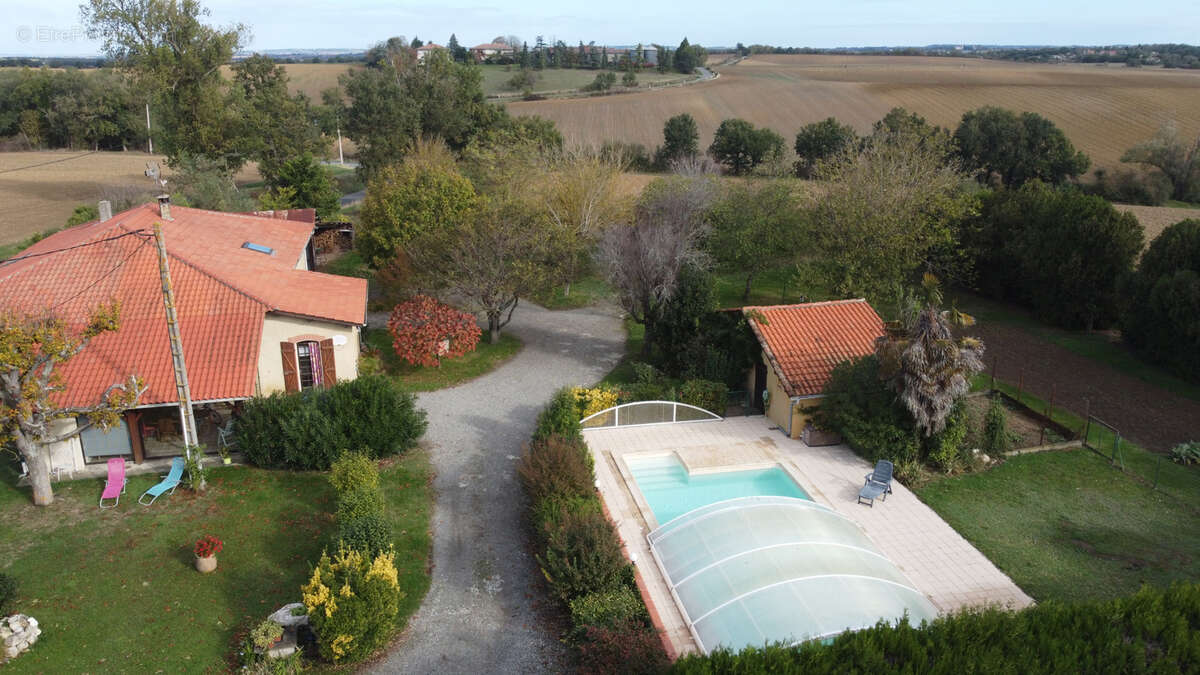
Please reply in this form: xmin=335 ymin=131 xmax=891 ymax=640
xmin=878 ymin=274 xmax=985 ymax=436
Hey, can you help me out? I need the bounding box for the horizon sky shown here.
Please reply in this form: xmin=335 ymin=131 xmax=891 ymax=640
xmin=2 ymin=0 xmax=1198 ymax=57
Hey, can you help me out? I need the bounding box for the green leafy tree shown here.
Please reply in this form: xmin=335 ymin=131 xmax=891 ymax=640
xmin=652 ymin=263 xmax=717 ymax=374
xmin=706 ymin=180 xmax=800 ymax=301
xmin=340 ymin=44 xmax=503 ymax=177
xmin=675 ymin=38 xmax=697 ymax=73
xmin=357 ymin=141 xmax=480 ymax=269
xmin=1121 ymin=219 xmax=1200 ymax=380
xmin=1 ymin=303 xmax=145 ymax=505
xmin=268 ymin=152 xmax=342 ymax=220
xmin=793 ymin=117 xmax=857 ymax=178
xmin=540 ymin=151 xmax=630 ymax=298
xmin=657 ymin=113 xmax=699 ymax=167
xmin=1120 ymin=122 xmax=1200 ymax=202
xmin=622 ymin=70 xmax=637 ymax=87
xmin=807 ymin=127 xmax=972 ymax=300
xmin=405 ymin=191 xmax=559 ymax=343
xmin=170 ymin=153 xmax=255 ymax=211
xmin=968 ymin=181 xmax=1145 ymax=330
xmin=954 ymin=106 xmax=1090 ymax=186
xmin=708 ymin=118 xmax=784 ymax=175
xmin=82 ymin=0 xmax=248 ymax=169
xmin=229 ymin=54 xmax=326 ymax=185
xmin=66 ymin=204 xmax=99 ymax=227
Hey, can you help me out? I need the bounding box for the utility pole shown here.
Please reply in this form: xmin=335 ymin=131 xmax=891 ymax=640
xmin=337 ymin=120 xmax=344 ymax=166
xmin=145 ymin=103 xmax=153 ymax=154
xmin=152 ymin=221 xmax=201 ymax=481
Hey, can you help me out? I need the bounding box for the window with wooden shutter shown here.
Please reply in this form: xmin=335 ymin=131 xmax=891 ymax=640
xmin=280 ymin=341 xmax=299 ymax=392
xmin=319 ymin=338 xmax=337 ymax=387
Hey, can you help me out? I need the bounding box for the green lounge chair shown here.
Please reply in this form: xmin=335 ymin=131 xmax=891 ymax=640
xmin=139 ymin=457 xmax=184 ymax=505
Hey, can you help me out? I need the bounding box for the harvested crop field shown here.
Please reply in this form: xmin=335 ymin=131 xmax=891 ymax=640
xmin=0 ymin=151 xmax=259 ymax=247
xmin=1115 ymin=204 xmax=1200 ymax=242
xmin=508 ymin=54 xmax=1200 ymax=169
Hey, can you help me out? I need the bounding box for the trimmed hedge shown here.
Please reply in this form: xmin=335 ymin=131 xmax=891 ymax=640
xmin=330 ymin=453 xmax=393 ymax=556
xmin=672 ymin=583 xmax=1200 ymax=674
xmin=520 ymin=392 xmax=668 ymax=668
xmin=236 ymin=375 xmax=427 ymax=470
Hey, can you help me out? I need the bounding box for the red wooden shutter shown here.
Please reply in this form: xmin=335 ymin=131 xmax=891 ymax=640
xmin=319 ymin=338 xmax=337 ymax=387
xmin=280 ymin=342 xmax=299 ymax=392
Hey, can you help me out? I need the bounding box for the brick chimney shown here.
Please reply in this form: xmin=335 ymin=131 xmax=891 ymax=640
xmin=98 ymin=200 xmax=112 ymax=222
xmin=157 ymin=194 xmax=172 ymax=221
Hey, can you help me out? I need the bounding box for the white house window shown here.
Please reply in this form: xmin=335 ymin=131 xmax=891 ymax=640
xmin=296 ymin=341 xmax=321 ymax=389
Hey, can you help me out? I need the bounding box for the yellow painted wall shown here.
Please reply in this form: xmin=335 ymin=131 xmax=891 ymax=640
xmin=761 ymin=352 xmax=824 ymax=439
xmin=257 ymin=313 xmax=360 ymax=395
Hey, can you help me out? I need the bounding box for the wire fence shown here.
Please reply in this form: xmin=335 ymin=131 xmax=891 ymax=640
xmin=1081 ymin=414 xmax=1196 ymax=507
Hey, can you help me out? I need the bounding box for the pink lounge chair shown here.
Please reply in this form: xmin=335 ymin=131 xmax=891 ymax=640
xmin=99 ymin=458 xmax=126 ymax=509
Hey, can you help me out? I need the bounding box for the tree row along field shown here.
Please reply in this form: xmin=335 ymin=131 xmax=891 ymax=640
xmin=508 ymin=54 xmax=1200 ymax=170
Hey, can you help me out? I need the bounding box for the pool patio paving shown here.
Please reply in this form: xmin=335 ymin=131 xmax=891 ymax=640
xmin=585 ymin=415 xmax=1034 ymax=657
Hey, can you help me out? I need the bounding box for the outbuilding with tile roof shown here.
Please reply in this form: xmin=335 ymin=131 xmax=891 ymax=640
xmin=743 ymin=300 xmax=885 ymax=439
xmin=0 ymin=200 xmax=367 ymax=475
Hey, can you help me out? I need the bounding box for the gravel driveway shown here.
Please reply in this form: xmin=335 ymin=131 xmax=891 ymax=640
xmin=368 ymin=302 xmax=625 ymax=674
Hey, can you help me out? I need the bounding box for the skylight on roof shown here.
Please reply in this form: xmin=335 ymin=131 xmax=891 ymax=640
xmin=242 ymin=242 xmax=274 ymax=255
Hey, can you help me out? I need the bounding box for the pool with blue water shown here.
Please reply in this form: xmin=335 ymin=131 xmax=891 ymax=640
xmin=627 ymin=453 xmax=811 ymax=525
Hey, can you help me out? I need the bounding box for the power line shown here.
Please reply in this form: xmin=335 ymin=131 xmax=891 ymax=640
xmin=0 ymin=229 xmax=151 ymax=267
xmin=45 ymin=236 xmax=154 ymax=313
xmin=0 ymin=151 xmax=97 ymax=175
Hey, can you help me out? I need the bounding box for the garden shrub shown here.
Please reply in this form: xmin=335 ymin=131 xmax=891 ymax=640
xmin=335 ymin=487 xmax=385 ymax=522
xmin=577 ymin=621 xmax=670 ymax=675
xmin=671 ymin=583 xmax=1200 ymax=674
xmin=1169 ymin=441 xmax=1200 ymax=465
xmin=518 ymin=434 xmax=595 ymax=505
xmin=569 ymin=587 xmax=649 ymax=633
xmin=330 ymin=452 xmax=380 ymax=495
xmin=236 ymin=375 xmax=427 ymax=470
xmin=533 ymin=387 xmax=582 ymax=441
xmin=302 ymin=545 xmax=402 ymax=663
xmin=572 ymin=386 xmax=620 ymax=418
xmin=538 ymin=507 xmax=630 ymax=602
xmin=926 ymin=402 xmax=969 ymax=471
xmin=337 ymin=513 xmax=394 ymax=557
xmin=531 ymin=493 xmax=601 ymax=545
xmin=0 ymin=572 xmax=16 ymax=614
xmin=982 ymin=395 xmax=1014 ymax=455
xmin=679 ymin=378 xmax=729 ymax=416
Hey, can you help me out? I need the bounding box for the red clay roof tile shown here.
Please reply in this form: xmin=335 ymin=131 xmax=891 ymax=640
xmin=0 ymin=203 xmax=366 ymax=408
xmin=744 ymin=300 xmax=885 ymax=397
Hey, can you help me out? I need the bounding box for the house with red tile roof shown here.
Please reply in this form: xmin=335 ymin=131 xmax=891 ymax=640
xmin=415 ymin=43 xmax=446 ymax=62
xmin=743 ymin=300 xmax=884 ymax=438
xmin=0 ymin=200 xmax=367 ymax=474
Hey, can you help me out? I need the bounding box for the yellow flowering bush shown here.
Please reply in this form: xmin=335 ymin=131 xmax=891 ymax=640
xmin=302 ymin=544 xmax=402 ymax=662
xmin=572 ymin=386 xmax=620 ymax=418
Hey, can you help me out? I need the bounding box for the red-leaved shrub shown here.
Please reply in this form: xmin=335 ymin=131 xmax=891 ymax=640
xmin=576 ymin=621 xmax=669 ymax=675
xmin=387 ymin=295 xmax=482 ymax=367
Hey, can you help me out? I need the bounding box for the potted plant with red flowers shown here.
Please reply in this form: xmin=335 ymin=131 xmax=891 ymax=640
xmin=194 ymin=535 xmax=223 ymax=573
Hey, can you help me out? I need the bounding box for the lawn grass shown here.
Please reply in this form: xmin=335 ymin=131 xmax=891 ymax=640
xmin=533 ymin=275 xmax=614 ymax=310
xmin=362 ymin=327 xmax=523 ymax=392
xmin=915 ymin=448 xmax=1200 ymax=604
xmin=317 ymin=249 xmax=370 ymax=279
xmin=598 ymin=318 xmax=645 ymax=386
xmin=955 ymin=290 xmax=1200 ymax=403
xmin=713 ymin=266 xmax=811 ymax=309
xmin=0 ymin=449 xmax=432 ymax=671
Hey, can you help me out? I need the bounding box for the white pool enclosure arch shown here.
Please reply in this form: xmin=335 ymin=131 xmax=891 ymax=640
xmin=580 ymin=401 xmax=722 ymax=429
xmin=647 ymin=496 xmax=938 ymax=653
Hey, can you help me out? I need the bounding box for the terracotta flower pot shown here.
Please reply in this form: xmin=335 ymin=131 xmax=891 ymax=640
xmin=195 ymin=554 xmax=217 ymax=573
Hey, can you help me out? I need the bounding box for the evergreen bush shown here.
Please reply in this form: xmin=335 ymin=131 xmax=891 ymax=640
xmin=235 ymin=375 xmax=427 ymax=470
xmin=679 ymin=378 xmax=728 ymax=416
xmin=301 ymin=545 xmax=402 ymax=663
xmin=330 ymin=452 xmax=380 ymax=495
xmin=532 ymin=387 xmax=582 ymax=441
xmin=983 ymin=395 xmax=1014 ymax=455
xmin=569 ymin=587 xmax=649 ymax=633
xmin=537 ymin=507 xmax=629 ymax=602
xmin=577 ymin=621 xmax=670 ymax=675
xmin=518 ymin=434 xmax=595 ymax=508
xmin=672 ymin=583 xmax=1200 ymax=674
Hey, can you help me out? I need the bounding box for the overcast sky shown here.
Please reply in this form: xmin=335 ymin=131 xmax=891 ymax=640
xmin=3 ymin=0 xmax=1198 ymax=56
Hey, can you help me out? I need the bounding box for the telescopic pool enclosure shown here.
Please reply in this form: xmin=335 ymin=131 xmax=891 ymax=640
xmin=646 ymin=496 xmax=938 ymax=653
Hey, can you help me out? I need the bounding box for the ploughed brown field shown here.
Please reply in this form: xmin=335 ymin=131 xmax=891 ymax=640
xmin=0 ymin=151 xmax=259 ymax=246
xmin=507 ymin=54 xmax=1200 ymax=170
